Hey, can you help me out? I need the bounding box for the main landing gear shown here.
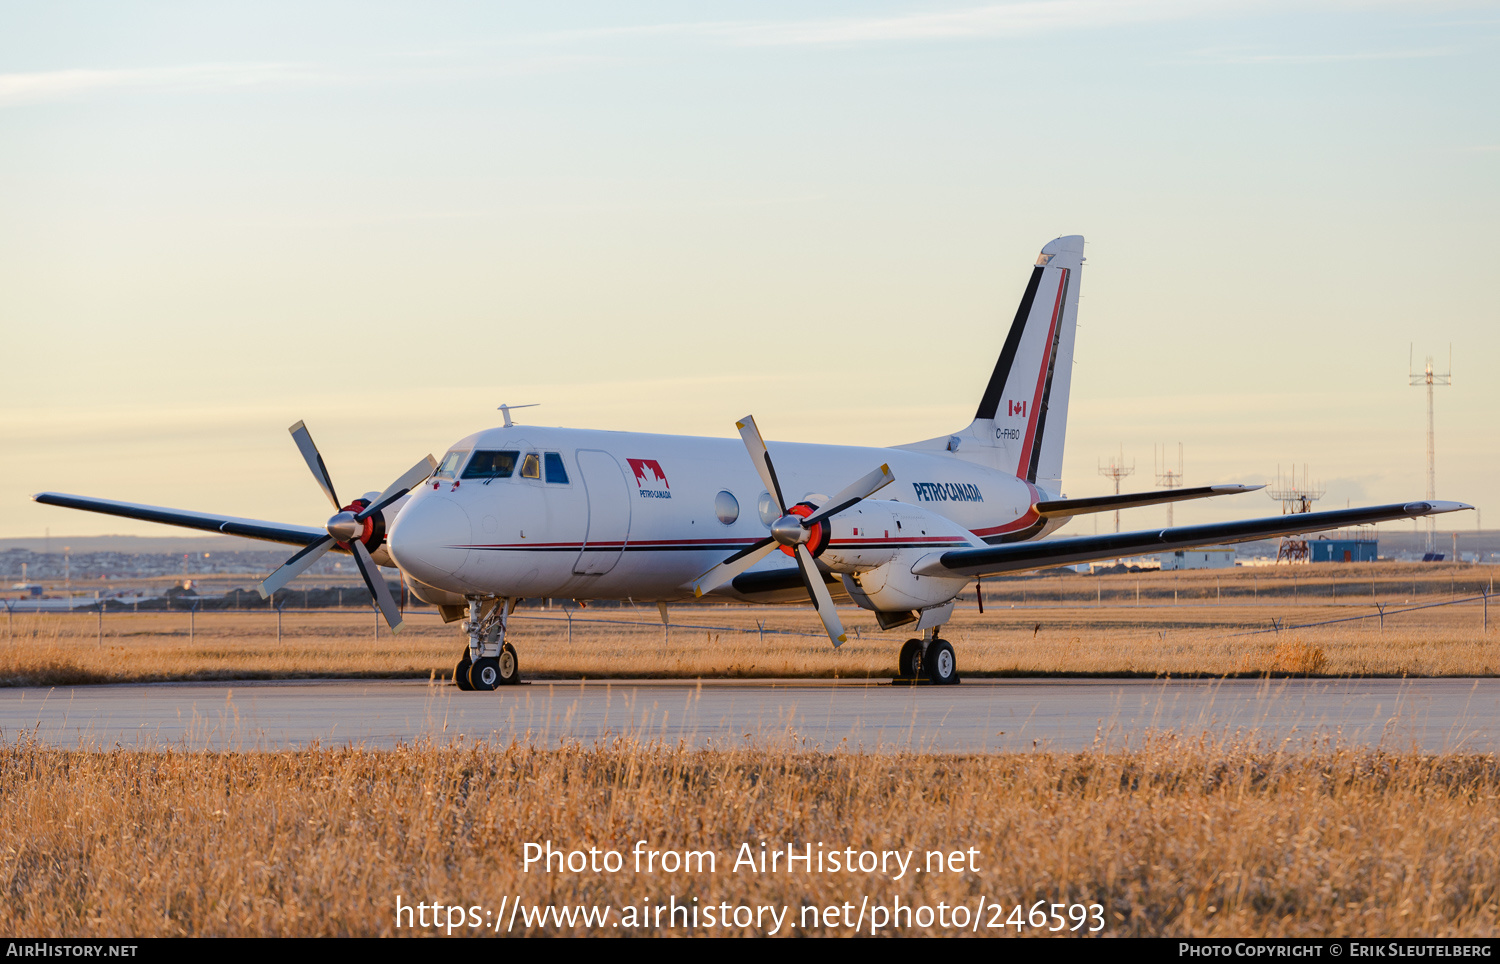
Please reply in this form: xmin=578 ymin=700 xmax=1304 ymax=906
xmin=456 ymin=597 xmax=521 ymax=690
xmin=896 ymin=629 xmax=959 ymax=685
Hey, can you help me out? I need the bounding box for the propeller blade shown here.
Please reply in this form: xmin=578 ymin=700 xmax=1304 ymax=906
xmin=799 ymin=463 xmax=896 ymax=530
xmin=257 ymin=536 xmax=335 ymax=598
xmin=289 ymin=421 xmax=341 ymax=510
xmin=691 ymin=537 xmax=778 ymax=597
xmin=736 ymin=415 xmax=788 ymax=513
xmin=355 ymin=455 xmax=439 ymax=521
xmin=351 ymin=539 xmax=404 ymax=632
xmin=794 ymin=544 xmax=847 ymax=648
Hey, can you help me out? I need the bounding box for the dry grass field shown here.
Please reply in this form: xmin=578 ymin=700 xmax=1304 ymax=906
xmin=0 ymin=736 xmax=1495 ymax=937
xmin=5 ymin=565 xmax=1496 ymax=939
xmin=2 ymin=564 xmax=1494 ymax=684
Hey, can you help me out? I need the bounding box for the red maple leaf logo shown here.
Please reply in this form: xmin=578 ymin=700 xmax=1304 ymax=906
xmin=626 ymin=458 xmax=670 ymax=489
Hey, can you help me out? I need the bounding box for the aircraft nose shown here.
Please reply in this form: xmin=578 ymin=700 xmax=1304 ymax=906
xmin=387 ymin=491 xmax=473 ymax=585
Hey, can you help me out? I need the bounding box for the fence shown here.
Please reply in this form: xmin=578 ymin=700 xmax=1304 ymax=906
xmin=1226 ymin=590 xmax=1492 ymax=637
xmin=0 ymin=600 xmax=848 ymax=648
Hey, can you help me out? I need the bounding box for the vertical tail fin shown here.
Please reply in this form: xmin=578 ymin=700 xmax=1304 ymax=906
xmin=963 ymin=235 xmax=1083 ymax=491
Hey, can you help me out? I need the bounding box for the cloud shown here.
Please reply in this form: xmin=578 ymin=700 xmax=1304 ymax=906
xmin=1186 ymin=46 xmax=1456 ymax=64
xmin=539 ymin=0 xmax=1470 ymax=48
xmin=0 ymin=62 xmax=329 ymax=107
xmin=0 ymin=1 xmax=1468 ymax=109
xmin=0 ymin=53 xmax=621 ymax=108
xmin=552 ymin=0 xmax=1250 ymax=47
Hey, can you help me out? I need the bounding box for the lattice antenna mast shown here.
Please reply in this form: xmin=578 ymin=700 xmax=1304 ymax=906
xmin=1266 ymin=464 xmax=1325 ymax=563
xmin=1155 ymin=442 xmax=1184 ymax=527
xmin=1409 ymin=345 xmax=1451 ymax=555
xmin=1097 ymin=446 xmax=1135 ymax=533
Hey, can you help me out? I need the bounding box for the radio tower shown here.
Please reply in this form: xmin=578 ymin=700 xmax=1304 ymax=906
xmin=1098 ymin=446 xmax=1135 ymax=533
xmin=1155 ymin=442 xmax=1184 ymax=526
xmin=1409 ymin=346 xmax=1451 ymax=556
xmin=1266 ymin=464 xmax=1324 ymax=564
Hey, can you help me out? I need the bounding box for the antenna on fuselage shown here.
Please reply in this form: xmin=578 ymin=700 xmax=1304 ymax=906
xmin=496 ymin=403 xmax=540 ymax=428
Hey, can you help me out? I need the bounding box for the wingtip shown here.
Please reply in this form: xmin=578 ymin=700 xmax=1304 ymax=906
xmin=1415 ymin=500 xmax=1475 ymax=514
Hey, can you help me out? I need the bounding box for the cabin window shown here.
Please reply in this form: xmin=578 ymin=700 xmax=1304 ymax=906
xmin=520 ymin=453 xmax=542 ymax=479
xmin=462 ymin=450 xmax=519 ymax=480
xmin=544 ymin=452 xmax=569 ymax=484
xmin=715 ymin=491 xmax=739 ymax=525
xmin=756 ymin=491 xmax=780 ymax=526
xmin=435 ymin=449 xmax=471 ymax=480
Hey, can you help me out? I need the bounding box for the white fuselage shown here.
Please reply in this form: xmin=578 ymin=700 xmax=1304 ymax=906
xmin=386 ymin=424 xmax=1060 ymax=605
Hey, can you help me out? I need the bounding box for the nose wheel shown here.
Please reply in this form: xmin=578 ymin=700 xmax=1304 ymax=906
xmin=468 ymin=644 xmax=520 ymax=690
xmin=458 ymin=597 xmax=522 ymax=690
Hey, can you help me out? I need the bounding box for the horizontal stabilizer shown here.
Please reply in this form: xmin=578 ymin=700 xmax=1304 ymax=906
xmin=1036 ymin=484 xmax=1262 ymax=518
xmin=915 ymin=500 xmax=1472 ymax=579
xmin=32 ymin=493 xmax=324 ymax=548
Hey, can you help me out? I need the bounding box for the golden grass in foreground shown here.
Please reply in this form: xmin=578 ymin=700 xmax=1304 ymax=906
xmin=1 ymin=738 xmax=1496 ymax=937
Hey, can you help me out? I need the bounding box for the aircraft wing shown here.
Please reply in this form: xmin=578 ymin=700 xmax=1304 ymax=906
xmin=32 ymin=493 xmax=325 ymax=548
xmin=1035 ymin=484 xmax=1261 ymax=518
xmin=913 ymin=500 xmax=1472 ymax=579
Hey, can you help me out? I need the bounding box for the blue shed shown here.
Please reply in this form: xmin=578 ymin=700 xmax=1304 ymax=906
xmin=1310 ymin=538 xmax=1378 ymax=563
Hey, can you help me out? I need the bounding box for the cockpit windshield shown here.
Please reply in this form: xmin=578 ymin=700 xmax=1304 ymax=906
xmin=435 ymin=449 xmax=470 ymax=481
xmin=462 ymin=450 xmax=520 ymax=480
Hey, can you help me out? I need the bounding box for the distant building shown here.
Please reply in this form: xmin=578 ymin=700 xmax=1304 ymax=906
xmin=1159 ymin=548 xmax=1236 ymax=570
xmin=1311 ymin=537 xmax=1378 ymax=563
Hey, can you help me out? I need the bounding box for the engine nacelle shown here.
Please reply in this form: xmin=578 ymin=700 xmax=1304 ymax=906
xmin=820 ymin=500 xmax=976 ymax=614
xmin=840 ymin=561 xmax=970 ymax=614
xmin=819 ymin=500 xmax=980 ymax=574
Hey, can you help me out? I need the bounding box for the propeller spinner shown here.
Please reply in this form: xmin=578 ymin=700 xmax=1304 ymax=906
xmin=257 ymin=421 xmax=437 ymax=632
xmin=691 ymin=415 xmax=894 ymax=647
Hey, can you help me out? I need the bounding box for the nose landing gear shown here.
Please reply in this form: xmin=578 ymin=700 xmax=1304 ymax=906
xmin=469 ymin=644 xmax=519 ymax=690
xmin=459 ymin=597 xmax=522 ymax=690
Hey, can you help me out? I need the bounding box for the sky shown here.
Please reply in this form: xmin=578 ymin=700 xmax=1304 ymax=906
xmin=2 ymin=1 xmax=1496 ymax=541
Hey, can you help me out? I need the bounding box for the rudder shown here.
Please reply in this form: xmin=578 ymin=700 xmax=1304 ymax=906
xmin=965 ymin=235 xmax=1082 ymax=491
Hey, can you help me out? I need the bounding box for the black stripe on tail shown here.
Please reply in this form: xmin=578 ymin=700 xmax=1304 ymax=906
xmin=974 ymin=266 xmax=1043 ymax=421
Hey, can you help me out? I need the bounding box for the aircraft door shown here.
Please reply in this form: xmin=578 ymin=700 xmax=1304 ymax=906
xmin=573 ymin=450 xmax=632 ymax=574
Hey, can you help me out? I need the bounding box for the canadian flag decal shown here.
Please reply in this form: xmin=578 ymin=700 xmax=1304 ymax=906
xmin=1008 ymin=400 xmax=1028 ymax=417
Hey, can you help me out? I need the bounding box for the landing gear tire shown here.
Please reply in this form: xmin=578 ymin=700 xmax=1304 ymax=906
xmin=466 ymin=644 xmax=520 ymax=691
xmin=497 ymin=643 xmax=520 ymax=686
xmin=454 ymin=651 xmax=474 ymax=690
xmin=469 ymin=657 xmax=501 ymax=691
xmin=925 ymin=639 xmax=959 ymax=685
xmin=898 ymin=638 xmax=923 ymax=680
